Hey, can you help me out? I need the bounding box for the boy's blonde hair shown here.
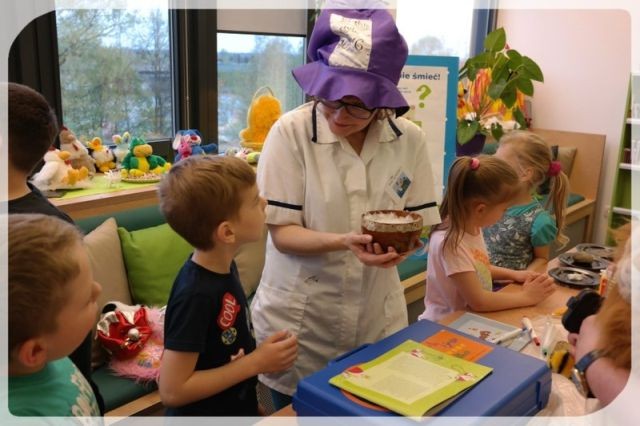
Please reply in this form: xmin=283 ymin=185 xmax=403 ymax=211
xmin=158 ymin=155 xmax=256 ymax=250
xmin=436 ymin=155 xmax=519 ymax=252
xmin=498 ymin=130 xmax=570 ymax=246
xmin=9 ymin=214 xmax=82 ymax=352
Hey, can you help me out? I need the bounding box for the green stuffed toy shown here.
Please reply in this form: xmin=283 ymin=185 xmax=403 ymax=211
xmin=121 ymin=137 xmax=172 ymax=178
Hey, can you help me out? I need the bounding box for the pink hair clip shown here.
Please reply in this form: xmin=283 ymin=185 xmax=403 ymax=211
xmin=469 ymin=157 xmax=480 ymax=170
xmin=547 ymin=160 xmax=562 ymax=177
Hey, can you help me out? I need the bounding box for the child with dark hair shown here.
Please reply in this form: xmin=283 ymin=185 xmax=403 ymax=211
xmin=419 ymin=156 xmax=556 ymax=322
xmin=9 ymin=214 xmax=102 ymax=417
xmin=5 ymin=82 xmax=105 ymax=413
xmin=6 ymin=82 xmax=71 ymax=220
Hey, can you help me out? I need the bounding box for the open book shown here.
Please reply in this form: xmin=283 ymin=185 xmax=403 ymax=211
xmin=329 ymin=340 xmax=492 ymax=417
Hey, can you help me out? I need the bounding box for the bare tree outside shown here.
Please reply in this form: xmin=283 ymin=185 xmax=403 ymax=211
xmin=56 ymin=9 xmax=172 ymax=143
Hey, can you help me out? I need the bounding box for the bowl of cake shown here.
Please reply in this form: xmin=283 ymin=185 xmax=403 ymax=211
xmin=361 ymin=210 xmax=423 ymax=254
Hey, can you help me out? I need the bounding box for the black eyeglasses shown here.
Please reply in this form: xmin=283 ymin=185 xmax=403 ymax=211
xmin=317 ymin=99 xmax=376 ymax=119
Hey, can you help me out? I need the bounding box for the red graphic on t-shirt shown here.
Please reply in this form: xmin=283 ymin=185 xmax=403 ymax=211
xmin=217 ymin=292 xmax=240 ymax=330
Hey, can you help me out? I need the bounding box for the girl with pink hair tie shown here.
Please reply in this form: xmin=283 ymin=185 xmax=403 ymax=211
xmin=484 ymin=130 xmax=570 ymax=272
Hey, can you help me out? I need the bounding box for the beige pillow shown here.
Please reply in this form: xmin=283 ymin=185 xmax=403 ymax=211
xmin=555 ymin=146 xmax=577 ymax=178
xmin=83 ymin=217 xmax=131 ymax=368
xmin=234 ymin=226 xmax=267 ymax=297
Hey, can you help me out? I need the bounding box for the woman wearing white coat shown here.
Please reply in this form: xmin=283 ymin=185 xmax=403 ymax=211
xmin=251 ymin=4 xmax=441 ymax=409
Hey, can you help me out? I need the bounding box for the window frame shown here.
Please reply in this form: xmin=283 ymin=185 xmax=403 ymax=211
xmin=9 ymin=7 xmax=494 ymax=159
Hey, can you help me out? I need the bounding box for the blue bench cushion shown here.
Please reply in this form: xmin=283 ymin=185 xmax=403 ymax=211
xmin=93 ymin=365 xmax=157 ymax=412
xmin=76 ymin=205 xmax=166 ymax=234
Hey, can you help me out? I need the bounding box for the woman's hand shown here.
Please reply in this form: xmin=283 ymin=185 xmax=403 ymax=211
xmin=344 ymin=232 xmax=410 ymax=268
xmin=567 ymin=314 xmax=601 ymax=361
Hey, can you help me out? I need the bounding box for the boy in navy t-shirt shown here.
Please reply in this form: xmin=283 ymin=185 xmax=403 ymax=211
xmin=158 ymin=156 xmax=297 ymax=416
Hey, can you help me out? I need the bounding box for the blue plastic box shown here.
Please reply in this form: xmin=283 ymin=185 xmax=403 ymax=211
xmin=292 ymin=320 xmax=551 ymax=417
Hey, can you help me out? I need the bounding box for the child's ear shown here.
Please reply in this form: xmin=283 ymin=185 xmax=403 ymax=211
xmin=15 ymin=339 xmax=48 ymax=369
xmin=521 ymin=166 xmax=534 ymax=183
xmin=215 ymin=221 xmax=236 ymax=244
xmin=472 ymin=201 xmax=487 ymax=216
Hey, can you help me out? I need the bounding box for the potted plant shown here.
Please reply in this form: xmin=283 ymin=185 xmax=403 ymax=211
xmin=456 ymin=27 xmax=544 ymax=155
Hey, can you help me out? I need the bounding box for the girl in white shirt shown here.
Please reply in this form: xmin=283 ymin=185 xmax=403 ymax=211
xmin=419 ymin=156 xmax=556 ymax=322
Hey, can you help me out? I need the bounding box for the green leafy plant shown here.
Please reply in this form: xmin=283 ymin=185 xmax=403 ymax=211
xmin=457 ymin=27 xmax=544 ymax=145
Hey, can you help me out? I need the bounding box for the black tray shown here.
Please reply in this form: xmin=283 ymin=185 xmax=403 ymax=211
xmin=558 ymin=253 xmax=610 ymax=272
xmin=548 ymin=266 xmax=599 ymax=288
xmin=575 ymin=243 xmax=615 ymax=261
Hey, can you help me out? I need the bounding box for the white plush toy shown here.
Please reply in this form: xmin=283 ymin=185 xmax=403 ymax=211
xmin=112 ymin=131 xmax=131 ymax=166
xmin=31 ymin=149 xmax=90 ymax=191
xmin=59 ymin=126 xmax=95 ymax=173
xmin=87 ymin=137 xmax=116 ymax=173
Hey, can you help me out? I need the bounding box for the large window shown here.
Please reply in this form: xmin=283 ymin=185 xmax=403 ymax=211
xmin=56 ymin=8 xmax=173 ymax=143
xmin=396 ymin=1 xmax=475 ymax=64
xmin=217 ymin=33 xmax=305 ymax=153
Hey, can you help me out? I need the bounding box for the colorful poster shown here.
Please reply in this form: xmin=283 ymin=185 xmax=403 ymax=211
xmin=397 ymin=56 xmax=458 ymax=203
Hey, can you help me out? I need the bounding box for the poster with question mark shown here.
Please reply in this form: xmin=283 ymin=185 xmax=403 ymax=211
xmin=397 ymin=55 xmax=459 ymax=203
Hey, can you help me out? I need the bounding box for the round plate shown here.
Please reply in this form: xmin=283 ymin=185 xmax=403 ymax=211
xmin=548 ymin=267 xmax=599 ymax=288
xmin=575 ymin=243 xmax=615 ymax=261
xmin=121 ymin=176 xmax=161 ymax=184
xmin=558 ymin=253 xmax=610 ymax=271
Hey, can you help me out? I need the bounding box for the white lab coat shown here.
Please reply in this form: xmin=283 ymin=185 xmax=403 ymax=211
xmin=251 ymin=102 xmax=441 ymax=395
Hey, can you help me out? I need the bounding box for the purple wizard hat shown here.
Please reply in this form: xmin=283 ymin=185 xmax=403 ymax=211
xmin=292 ymin=4 xmax=409 ymax=116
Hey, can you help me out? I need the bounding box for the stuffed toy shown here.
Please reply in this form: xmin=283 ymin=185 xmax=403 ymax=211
xmin=176 ymin=139 xmax=193 ymax=160
xmin=96 ymin=302 xmax=164 ymax=382
xmin=231 ymin=147 xmax=260 ymax=164
xmin=87 ymin=137 xmax=117 ymax=173
xmin=59 ymin=126 xmax=95 ymax=173
xmin=112 ymin=131 xmax=131 ymax=166
xmin=31 ymin=148 xmax=91 ymax=190
xmin=172 ymin=129 xmax=217 ymax=162
xmin=239 ymin=87 xmax=282 ymax=152
xmin=121 ymin=137 xmax=171 ymax=178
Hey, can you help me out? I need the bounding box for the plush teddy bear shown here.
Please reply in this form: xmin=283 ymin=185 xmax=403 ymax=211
xmin=112 ymin=131 xmax=131 ymax=167
xmin=172 ymin=129 xmax=217 ymax=162
xmin=31 ymin=149 xmax=90 ymax=190
xmin=59 ymin=126 xmax=95 ymax=173
xmin=121 ymin=137 xmax=171 ymax=178
xmin=239 ymin=87 xmax=282 ymax=152
xmin=87 ymin=137 xmax=117 ymax=173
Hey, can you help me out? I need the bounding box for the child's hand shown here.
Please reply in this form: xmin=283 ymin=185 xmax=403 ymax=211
xmin=522 ymin=273 xmax=556 ymax=303
xmin=252 ymin=330 xmax=298 ymax=374
xmin=513 ymin=270 xmax=538 ymax=283
xmin=344 ymin=232 xmax=405 ymax=268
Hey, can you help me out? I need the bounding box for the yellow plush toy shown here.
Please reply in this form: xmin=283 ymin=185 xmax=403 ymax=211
xmin=239 ymin=87 xmax=282 ymax=152
xmin=87 ymin=137 xmax=117 ymax=173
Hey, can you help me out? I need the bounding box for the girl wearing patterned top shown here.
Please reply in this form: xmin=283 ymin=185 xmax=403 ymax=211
xmin=483 ymin=131 xmax=570 ymax=272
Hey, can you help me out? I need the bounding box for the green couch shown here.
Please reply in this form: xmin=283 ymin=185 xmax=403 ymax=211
xmin=77 ymin=205 xmax=423 ymax=414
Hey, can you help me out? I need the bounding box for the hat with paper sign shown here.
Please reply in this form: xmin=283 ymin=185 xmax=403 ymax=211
xmin=292 ymin=0 xmax=409 ymax=116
